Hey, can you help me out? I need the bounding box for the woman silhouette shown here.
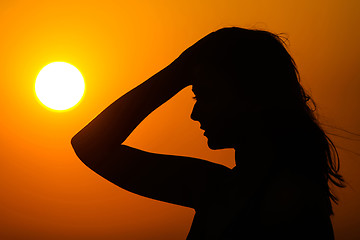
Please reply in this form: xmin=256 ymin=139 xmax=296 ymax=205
xmin=71 ymin=27 xmax=345 ymax=239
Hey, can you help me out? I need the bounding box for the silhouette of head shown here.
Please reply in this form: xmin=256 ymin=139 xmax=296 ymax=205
xmin=189 ymin=27 xmax=306 ymax=150
xmin=189 ymin=27 xmax=345 ymax=214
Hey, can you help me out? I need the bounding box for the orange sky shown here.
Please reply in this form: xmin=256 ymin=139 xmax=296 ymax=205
xmin=1 ymin=0 xmax=360 ymax=239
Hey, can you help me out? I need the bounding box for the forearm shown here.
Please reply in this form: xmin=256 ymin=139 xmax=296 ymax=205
xmin=71 ymin=64 xmax=187 ymax=158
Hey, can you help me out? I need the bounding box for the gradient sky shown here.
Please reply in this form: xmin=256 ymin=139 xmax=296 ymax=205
xmin=1 ymin=0 xmax=360 ymax=239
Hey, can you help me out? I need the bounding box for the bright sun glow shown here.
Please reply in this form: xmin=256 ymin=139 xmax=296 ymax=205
xmin=35 ymin=62 xmax=85 ymax=111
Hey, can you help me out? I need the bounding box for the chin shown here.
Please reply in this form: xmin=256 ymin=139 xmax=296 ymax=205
xmin=206 ymin=138 xmax=232 ymax=150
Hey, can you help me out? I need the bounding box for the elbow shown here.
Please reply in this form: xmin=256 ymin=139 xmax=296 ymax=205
xmin=71 ymin=134 xmax=84 ymax=159
xmin=71 ymin=132 xmax=108 ymax=170
xmin=71 ymin=133 xmax=94 ymax=167
xmin=70 ymin=134 xmax=81 ymax=156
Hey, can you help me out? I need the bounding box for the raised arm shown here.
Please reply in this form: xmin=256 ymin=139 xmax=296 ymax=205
xmin=71 ymin=61 xmax=187 ymax=162
xmin=71 ymin=53 xmax=232 ymax=209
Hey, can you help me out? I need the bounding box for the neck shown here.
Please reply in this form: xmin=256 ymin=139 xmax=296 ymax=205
xmin=233 ymin=132 xmax=277 ymax=180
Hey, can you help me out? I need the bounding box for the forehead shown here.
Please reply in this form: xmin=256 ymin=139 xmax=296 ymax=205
xmin=191 ymin=83 xmax=213 ymax=97
xmin=191 ymin=74 xmax=234 ymax=99
xmin=191 ymin=66 xmax=220 ymax=95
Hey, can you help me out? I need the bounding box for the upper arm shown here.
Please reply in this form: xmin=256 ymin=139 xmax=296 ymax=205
xmin=72 ymin=143 xmax=232 ymax=210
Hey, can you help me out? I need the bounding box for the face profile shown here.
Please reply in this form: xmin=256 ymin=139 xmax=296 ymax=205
xmin=187 ymin=29 xmax=280 ymax=151
xmin=190 ymin=81 xmax=262 ymax=150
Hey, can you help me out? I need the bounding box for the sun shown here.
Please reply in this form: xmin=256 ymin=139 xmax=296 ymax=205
xmin=35 ymin=62 xmax=85 ymax=111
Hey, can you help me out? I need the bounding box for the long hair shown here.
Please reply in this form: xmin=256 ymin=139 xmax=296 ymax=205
xmin=192 ymin=27 xmax=346 ymax=215
xmin=261 ymin=30 xmax=346 ymax=210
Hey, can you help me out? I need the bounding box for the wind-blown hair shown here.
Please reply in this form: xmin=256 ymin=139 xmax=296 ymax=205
xmin=191 ymin=27 xmax=345 ymax=215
